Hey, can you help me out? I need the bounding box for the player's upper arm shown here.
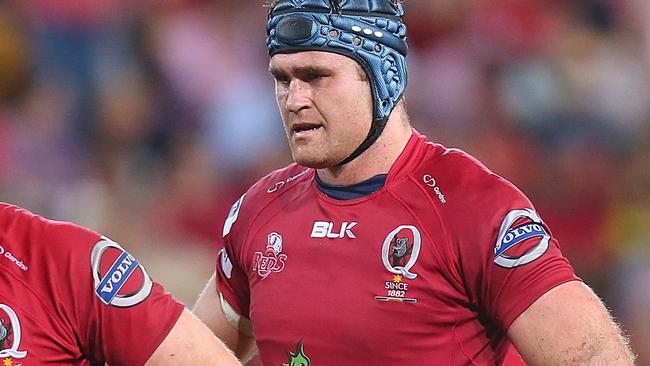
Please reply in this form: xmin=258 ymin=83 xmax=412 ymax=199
xmin=145 ymin=308 xmax=241 ymax=365
xmin=508 ymin=281 xmax=636 ymax=365
xmin=193 ymin=273 xmax=257 ymax=363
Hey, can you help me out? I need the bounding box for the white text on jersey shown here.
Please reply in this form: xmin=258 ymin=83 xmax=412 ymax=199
xmin=310 ymin=221 xmax=357 ymax=239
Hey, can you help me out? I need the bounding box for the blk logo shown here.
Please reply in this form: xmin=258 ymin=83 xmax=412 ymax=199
xmin=310 ymin=221 xmax=357 ymax=239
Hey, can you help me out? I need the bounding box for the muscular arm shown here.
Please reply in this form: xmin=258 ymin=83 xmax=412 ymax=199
xmin=145 ymin=308 xmax=241 ymax=365
xmin=508 ymin=281 xmax=636 ymax=365
xmin=193 ymin=273 xmax=258 ymax=363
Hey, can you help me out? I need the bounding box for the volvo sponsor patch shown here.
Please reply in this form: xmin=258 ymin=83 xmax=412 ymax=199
xmin=494 ymin=209 xmax=550 ymax=268
xmin=91 ymin=237 xmax=153 ymax=307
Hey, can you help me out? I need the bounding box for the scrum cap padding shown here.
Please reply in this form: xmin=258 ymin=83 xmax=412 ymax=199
xmin=267 ymin=0 xmax=408 ymax=124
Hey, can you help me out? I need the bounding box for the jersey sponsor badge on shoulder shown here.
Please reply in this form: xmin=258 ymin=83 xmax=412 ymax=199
xmin=494 ymin=209 xmax=550 ymax=268
xmin=91 ymin=237 xmax=153 ymax=307
xmin=0 ymin=304 xmax=28 ymax=361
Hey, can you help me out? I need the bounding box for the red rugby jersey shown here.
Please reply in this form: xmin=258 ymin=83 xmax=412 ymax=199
xmin=0 ymin=203 xmax=183 ymax=365
xmin=217 ymin=131 xmax=579 ymax=365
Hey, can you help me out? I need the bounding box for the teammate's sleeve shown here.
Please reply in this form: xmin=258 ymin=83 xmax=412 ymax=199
xmin=49 ymin=222 xmax=184 ymax=366
xmin=457 ymin=178 xmax=580 ymax=331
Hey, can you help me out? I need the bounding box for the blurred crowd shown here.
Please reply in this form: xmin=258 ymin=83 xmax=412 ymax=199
xmin=0 ymin=0 xmax=648 ymax=362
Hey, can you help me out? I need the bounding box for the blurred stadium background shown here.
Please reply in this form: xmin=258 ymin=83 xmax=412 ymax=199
xmin=0 ymin=0 xmax=648 ymax=362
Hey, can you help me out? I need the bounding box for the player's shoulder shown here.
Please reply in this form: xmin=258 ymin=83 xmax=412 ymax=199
xmin=0 ymin=202 xmax=103 ymax=288
xmin=426 ymin=144 xmax=494 ymax=179
xmin=437 ymin=146 xmax=526 ymax=199
xmin=399 ymin=134 xmax=498 ymax=180
xmin=415 ymin=145 xmax=532 ymax=218
xmin=0 ymin=202 xmax=100 ymax=252
xmin=222 ymin=163 xmax=313 ymax=238
xmin=0 ymin=201 xmax=40 ymax=223
xmin=249 ymin=163 xmax=313 ymax=197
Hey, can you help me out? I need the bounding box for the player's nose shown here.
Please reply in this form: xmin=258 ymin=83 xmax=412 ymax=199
xmin=286 ymin=79 xmax=311 ymax=114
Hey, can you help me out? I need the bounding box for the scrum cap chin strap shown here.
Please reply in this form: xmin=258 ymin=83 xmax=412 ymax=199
xmin=267 ymin=0 xmax=408 ymax=165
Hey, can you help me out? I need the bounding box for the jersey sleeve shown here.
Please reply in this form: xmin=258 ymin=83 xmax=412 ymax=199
xmin=215 ymin=194 xmax=251 ymax=318
xmin=455 ymin=176 xmax=580 ymax=331
xmin=46 ymin=222 xmax=184 ymax=365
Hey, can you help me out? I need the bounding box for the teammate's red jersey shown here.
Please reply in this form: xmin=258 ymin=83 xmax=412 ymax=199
xmin=0 ymin=203 xmax=184 ymax=365
xmin=217 ymin=131 xmax=579 ymax=365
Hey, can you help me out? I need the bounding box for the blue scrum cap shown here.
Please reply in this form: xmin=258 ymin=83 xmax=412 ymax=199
xmin=267 ymin=0 xmax=408 ymax=165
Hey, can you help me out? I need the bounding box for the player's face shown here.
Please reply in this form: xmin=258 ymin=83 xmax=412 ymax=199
xmin=269 ymin=51 xmax=373 ymax=168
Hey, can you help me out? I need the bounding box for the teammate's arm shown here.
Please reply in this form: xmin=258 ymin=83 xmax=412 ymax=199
xmin=193 ymin=272 xmax=258 ymax=363
xmin=145 ymin=308 xmax=241 ymax=365
xmin=508 ymin=281 xmax=635 ymax=365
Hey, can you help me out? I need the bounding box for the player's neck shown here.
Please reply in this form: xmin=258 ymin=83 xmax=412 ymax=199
xmin=317 ymin=112 xmax=412 ymax=186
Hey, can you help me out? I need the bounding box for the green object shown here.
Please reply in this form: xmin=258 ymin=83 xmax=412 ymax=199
xmin=283 ymin=342 xmax=310 ymax=366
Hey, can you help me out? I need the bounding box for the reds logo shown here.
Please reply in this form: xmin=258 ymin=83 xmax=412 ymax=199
xmin=0 ymin=304 xmax=27 ymax=359
xmin=253 ymin=233 xmax=288 ymax=280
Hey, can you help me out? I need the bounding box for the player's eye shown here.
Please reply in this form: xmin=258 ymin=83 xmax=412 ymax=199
xmin=274 ymin=77 xmax=291 ymax=91
xmin=303 ymin=72 xmax=328 ymax=83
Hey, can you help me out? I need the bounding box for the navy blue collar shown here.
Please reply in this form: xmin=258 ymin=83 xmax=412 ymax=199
xmin=315 ymin=173 xmax=387 ymax=200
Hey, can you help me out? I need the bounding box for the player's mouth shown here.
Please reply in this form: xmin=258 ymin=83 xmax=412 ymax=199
xmin=292 ymin=123 xmax=322 ymax=137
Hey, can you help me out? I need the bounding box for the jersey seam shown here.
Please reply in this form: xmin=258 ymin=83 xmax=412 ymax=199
xmin=0 ymin=266 xmax=76 ymax=342
xmin=386 ymin=180 xmax=448 ymax=271
xmin=402 ymin=174 xmax=466 ymax=294
xmin=221 ymin=168 xmax=315 ymax=318
xmin=451 ymin=307 xmax=482 ymax=366
xmin=237 ymin=169 xmax=315 ymax=260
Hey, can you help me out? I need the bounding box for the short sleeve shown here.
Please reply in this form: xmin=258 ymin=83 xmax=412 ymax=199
xmin=56 ymin=229 xmax=184 ymax=365
xmin=216 ymin=237 xmax=251 ymax=318
xmin=215 ymin=194 xmax=251 ymax=318
xmin=457 ymin=180 xmax=580 ymax=331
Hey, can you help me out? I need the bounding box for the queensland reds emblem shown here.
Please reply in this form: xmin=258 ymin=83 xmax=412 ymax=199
xmin=253 ymin=232 xmax=288 ymax=280
xmin=0 ymin=304 xmax=27 ymax=359
xmin=91 ymin=237 xmax=153 ymax=307
xmin=382 ymin=225 xmax=421 ymax=279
